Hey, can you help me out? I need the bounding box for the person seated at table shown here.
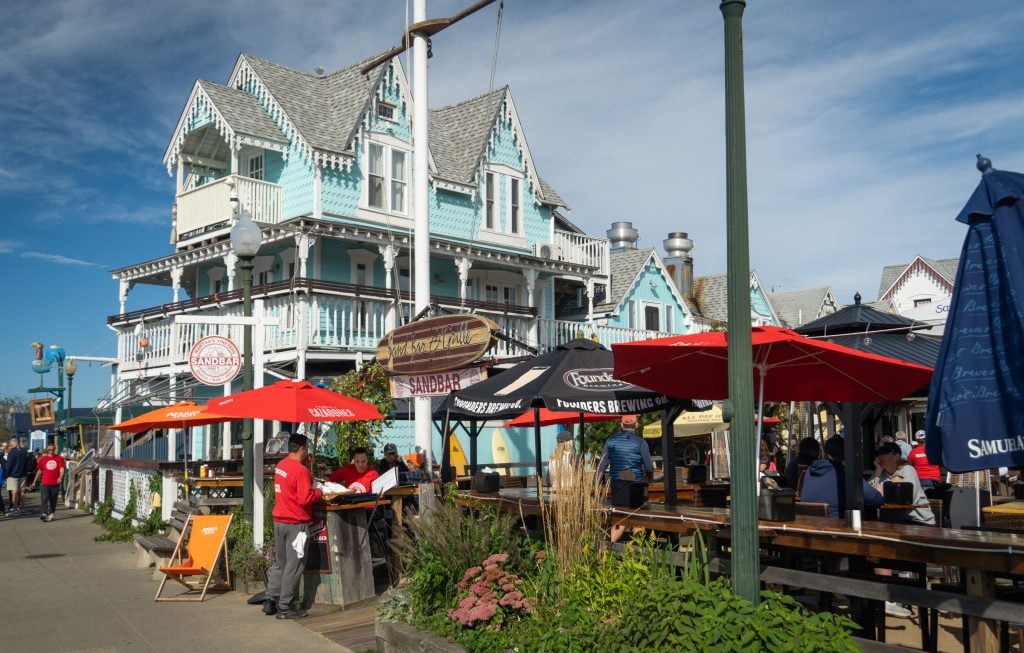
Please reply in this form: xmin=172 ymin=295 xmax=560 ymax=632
xmin=783 ymin=437 xmax=821 ymax=491
xmin=546 ymin=430 xmax=576 ymax=490
xmin=328 ymin=448 xmax=379 ymax=493
xmin=376 ymin=443 xmax=409 ymax=477
xmin=800 ymin=436 xmax=882 ymax=518
xmin=907 ymin=430 xmax=941 ymax=490
xmin=869 ymin=441 xmax=934 ymax=525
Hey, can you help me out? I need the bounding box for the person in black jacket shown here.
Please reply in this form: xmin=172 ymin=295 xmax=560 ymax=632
xmin=5 ymin=437 xmax=30 ymax=515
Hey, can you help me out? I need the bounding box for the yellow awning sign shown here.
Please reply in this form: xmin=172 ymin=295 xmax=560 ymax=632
xmin=642 ymin=403 xmax=728 ymax=439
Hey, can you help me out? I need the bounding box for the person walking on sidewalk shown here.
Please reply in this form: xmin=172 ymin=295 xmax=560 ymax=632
xmin=5 ymin=437 xmax=29 ymax=516
xmin=31 ymin=444 xmax=65 ymax=521
xmin=264 ymin=434 xmax=322 ymax=620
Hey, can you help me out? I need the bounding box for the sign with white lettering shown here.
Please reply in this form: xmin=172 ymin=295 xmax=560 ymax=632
xmin=189 ymin=336 xmax=241 ymax=385
xmin=376 ymin=314 xmax=496 ymax=375
xmin=390 ymin=367 xmax=487 ymax=399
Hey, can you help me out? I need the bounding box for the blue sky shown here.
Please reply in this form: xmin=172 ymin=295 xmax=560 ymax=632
xmin=2 ymin=0 xmax=1023 ymax=406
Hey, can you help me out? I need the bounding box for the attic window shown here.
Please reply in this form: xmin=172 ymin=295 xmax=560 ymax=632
xmin=377 ymin=102 xmax=396 ymax=121
xmin=913 ymin=298 xmax=932 ymax=308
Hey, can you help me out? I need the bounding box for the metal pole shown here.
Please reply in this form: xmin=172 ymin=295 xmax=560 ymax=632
xmin=412 ymin=0 xmax=434 ymax=482
xmin=241 ymin=255 xmax=255 ymax=522
xmin=720 ymin=0 xmax=759 ymax=605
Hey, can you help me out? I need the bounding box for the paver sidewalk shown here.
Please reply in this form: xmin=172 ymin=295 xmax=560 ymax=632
xmin=0 ymin=492 xmax=348 ymax=652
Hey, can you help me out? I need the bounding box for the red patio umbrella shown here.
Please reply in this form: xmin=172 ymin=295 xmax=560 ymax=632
xmin=207 ymin=379 xmax=384 ymax=423
xmin=612 ymin=326 xmax=933 ymax=404
xmin=502 ymin=407 xmax=620 ymax=428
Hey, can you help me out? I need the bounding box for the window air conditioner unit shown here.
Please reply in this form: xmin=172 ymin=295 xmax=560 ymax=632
xmin=533 ymin=243 xmax=560 ymax=259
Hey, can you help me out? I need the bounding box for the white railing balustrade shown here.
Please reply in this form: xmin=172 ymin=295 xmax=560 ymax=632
xmin=175 ymin=174 xmax=282 ymax=238
xmin=552 ymin=230 xmax=610 ymax=275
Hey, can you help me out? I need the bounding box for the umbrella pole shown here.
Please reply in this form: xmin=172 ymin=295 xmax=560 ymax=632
xmin=440 ymin=408 xmax=453 ymax=483
xmin=533 ymin=407 xmax=543 ymax=490
xmin=469 ymin=419 xmax=478 ymax=477
xmin=578 ymin=412 xmax=585 ymax=460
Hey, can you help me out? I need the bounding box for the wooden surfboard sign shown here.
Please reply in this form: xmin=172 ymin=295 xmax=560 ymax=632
xmin=449 ymin=432 xmax=469 ymax=477
xmin=491 ymin=428 xmax=511 ymax=476
xmin=376 ymin=314 xmax=497 ymax=375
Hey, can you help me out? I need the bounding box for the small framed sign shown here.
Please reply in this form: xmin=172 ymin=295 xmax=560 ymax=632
xmin=30 ymin=399 xmax=54 ymax=426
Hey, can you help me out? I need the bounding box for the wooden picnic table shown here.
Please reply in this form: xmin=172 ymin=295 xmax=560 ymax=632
xmin=646 ymin=482 xmax=729 ymax=507
xmin=467 ymin=488 xmax=1024 ymax=651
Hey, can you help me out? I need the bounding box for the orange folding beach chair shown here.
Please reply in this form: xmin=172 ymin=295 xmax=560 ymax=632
xmin=155 ymin=514 xmax=233 ymax=602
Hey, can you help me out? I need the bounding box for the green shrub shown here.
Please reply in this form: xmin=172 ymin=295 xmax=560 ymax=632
xmin=396 ymin=495 xmax=536 ymax=627
xmin=95 ymin=481 xmax=140 ymax=542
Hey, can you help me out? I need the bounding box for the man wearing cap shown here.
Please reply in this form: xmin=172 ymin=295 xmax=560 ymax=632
xmin=907 ymin=430 xmax=940 ymax=489
xmin=799 ymin=437 xmax=882 ymax=519
xmin=265 ymin=434 xmax=323 ymax=619
xmin=598 ymin=416 xmax=652 ymax=541
xmin=869 ymin=441 xmax=934 ymax=526
xmin=598 ymin=416 xmax=653 ymax=485
xmin=376 ymin=443 xmax=409 ymax=477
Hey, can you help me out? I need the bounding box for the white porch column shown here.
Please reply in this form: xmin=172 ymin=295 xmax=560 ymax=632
xmin=253 ymin=298 xmax=267 ymax=547
xmin=313 ymin=165 xmax=322 ymax=221
xmin=524 ymin=269 xmax=539 ymax=349
xmin=171 ymin=267 xmax=183 ymax=304
xmin=118 ymin=279 xmax=131 ymax=315
xmin=380 ymin=244 xmax=398 ymax=332
xmin=176 ymin=160 xmax=184 ymax=194
xmin=296 ymin=233 xmax=314 ymax=278
xmin=457 ymin=257 xmax=473 ymax=302
xmin=167 ymin=375 xmax=177 ymax=462
xmin=586 ymin=278 xmax=595 ymax=325
xmin=224 ymin=251 xmax=238 ymax=292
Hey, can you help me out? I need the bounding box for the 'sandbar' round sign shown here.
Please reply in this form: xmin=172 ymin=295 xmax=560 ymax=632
xmin=189 ymin=336 xmax=241 ymax=385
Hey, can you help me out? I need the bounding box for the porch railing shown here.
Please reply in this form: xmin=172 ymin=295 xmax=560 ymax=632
xmin=112 ymin=281 xmax=674 ymax=368
xmin=553 ymin=230 xmax=609 ymax=275
xmin=175 ymin=174 xmax=282 ymax=239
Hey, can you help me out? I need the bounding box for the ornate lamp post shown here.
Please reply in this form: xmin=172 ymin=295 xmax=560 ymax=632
xmin=229 ymin=207 xmax=261 ymax=522
xmin=64 ymin=358 xmax=77 ymax=451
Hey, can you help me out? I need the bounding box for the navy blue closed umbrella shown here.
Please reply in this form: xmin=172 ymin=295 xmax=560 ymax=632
xmin=925 ymin=156 xmax=1024 ymax=472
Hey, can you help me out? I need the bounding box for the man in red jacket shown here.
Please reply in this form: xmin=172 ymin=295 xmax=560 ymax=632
xmin=908 ymin=430 xmax=941 ymax=489
xmin=264 ymin=434 xmax=322 ymax=619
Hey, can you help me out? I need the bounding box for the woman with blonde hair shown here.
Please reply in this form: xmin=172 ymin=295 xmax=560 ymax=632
xmin=547 ymin=430 xmax=576 ymax=490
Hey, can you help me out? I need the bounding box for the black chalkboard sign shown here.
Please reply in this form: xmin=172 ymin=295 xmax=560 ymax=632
xmin=304 ymin=517 xmax=331 ymax=574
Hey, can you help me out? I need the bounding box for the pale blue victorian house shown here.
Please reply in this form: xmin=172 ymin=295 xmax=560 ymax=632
xmin=107 ymin=52 xmax=684 ymax=462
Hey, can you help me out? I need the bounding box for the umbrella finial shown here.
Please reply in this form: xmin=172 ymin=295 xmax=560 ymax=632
xmin=853 ymin=291 xmax=861 ymax=305
xmin=976 ymin=154 xmax=994 ymax=175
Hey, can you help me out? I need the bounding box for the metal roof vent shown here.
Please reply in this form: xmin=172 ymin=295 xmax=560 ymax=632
xmin=607 ymin=221 xmax=639 ymax=251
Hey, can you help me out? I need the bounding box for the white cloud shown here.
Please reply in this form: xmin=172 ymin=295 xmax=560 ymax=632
xmin=20 ymin=252 xmax=103 ymax=267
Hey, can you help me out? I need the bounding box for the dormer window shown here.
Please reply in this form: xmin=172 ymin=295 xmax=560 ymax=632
xmin=509 ymin=178 xmax=521 ymax=234
xmin=485 ymin=172 xmax=496 ymax=229
xmin=377 ymin=102 xmax=396 ymax=121
xmin=248 ymin=153 xmax=263 ymax=181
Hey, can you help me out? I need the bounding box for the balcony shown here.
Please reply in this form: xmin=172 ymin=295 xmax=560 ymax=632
xmin=553 ymin=230 xmax=609 ymax=276
xmin=108 ymin=279 xmax=672 ymax=369
xmin=175 ymin=175 xmax=283 ymax=241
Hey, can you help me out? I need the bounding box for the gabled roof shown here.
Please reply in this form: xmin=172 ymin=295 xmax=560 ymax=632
xmin=429 ymin=87 xmax=566 ymax=208
xmin=692 ymin=273 xmax=729 ymax=323
xmin=197 ymin=81 xmax=288 ymax=145
xmin=689 ymin=271 xmax=780 ymax=325
xmin=430 ymin=87 xmax=506 ymax=186
xmin=768 ymin=286 xmax=836 ymax=328
xmin=597 ymin=248 xmax=657 ymax=313
xmin=878 ymin=256 xmax=959 ymax=299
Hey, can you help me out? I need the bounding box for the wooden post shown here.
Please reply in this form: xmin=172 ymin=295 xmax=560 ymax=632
xmin=965 ymin=569 xmax=999 ymax=652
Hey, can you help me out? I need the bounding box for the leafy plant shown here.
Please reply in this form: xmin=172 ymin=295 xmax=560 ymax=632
xmin=329 ymin=361 xmax=395 ymax=463
xmin=95 ymin=481 xmax=141 ymax=542
xmin=395 ymin=494 xmax=535 ymax=624
xmin=226 ymin=506 xmax=275 ymax=582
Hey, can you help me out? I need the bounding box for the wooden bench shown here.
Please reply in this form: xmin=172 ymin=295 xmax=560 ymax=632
xmin=135 ymin=499 xmax=200 ymax=578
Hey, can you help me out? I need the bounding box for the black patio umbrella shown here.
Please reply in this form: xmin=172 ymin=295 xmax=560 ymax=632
xmin=444 ymin=338 xmax=691 ymax=483
xmin=926 ymin=156 xmax=1024 ymax=472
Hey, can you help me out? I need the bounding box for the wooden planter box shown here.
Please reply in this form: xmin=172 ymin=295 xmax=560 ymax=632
xmin=375 ymin=620 xmax=465 ymax=653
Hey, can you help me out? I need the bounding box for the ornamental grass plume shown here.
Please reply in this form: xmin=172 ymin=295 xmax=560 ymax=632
xmin=539 ymin=446 xmax=608 ymax=577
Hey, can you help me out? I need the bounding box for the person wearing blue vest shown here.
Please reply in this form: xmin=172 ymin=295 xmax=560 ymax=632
xmin=598 ymin=415 xmax=652 ymax=541
xmin=597 ymin=415 xmax=653 ymax=484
